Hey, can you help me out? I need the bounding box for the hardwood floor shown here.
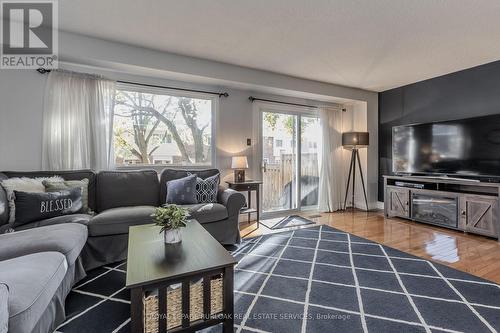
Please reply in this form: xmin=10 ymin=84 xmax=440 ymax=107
xmin=240 ymin=209 xmax=500 ymax=284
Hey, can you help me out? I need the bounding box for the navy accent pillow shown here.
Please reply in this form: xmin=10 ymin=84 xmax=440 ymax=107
xmin=166 ymin=174 xmax=198 ymax=205
xmin=188 ymin=173 xmax=220 ymax=203
xmin=13 ymin=187 xmax=83 ymax=227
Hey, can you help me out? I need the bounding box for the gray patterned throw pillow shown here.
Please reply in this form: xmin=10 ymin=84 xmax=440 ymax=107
xmin=188 ymin=173 xmax=220 ymax=203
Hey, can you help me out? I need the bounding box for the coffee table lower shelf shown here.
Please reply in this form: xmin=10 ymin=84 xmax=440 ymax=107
xmin=130 ymin=266 xmax=234 ymax=333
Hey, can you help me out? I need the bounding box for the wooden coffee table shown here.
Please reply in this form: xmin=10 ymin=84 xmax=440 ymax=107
xmin=126 ymin=220 xmax=237 ymax=333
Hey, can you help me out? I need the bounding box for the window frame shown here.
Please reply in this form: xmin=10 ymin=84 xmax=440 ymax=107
xmin=113 ymin=82 xmax=218 ymax=170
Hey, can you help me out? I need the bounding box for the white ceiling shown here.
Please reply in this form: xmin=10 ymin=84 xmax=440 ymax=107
xmin=58 ymin=0 xmax=500 ymax=92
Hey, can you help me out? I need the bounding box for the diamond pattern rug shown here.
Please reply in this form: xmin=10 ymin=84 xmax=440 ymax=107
xmin=58 ymin=225 xmax=500 ymax=333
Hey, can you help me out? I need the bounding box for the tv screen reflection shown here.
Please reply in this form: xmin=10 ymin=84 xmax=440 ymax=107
xmin=392 ymin=115 xmax=500 ymax=177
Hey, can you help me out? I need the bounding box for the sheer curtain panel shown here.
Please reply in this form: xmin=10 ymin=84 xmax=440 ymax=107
xmin=318 ymin=107 xmax=344 ymax=212
xmin=42 ymin=70 xmax=116 ymax=170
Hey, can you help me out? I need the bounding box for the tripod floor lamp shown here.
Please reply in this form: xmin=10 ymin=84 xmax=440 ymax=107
xmin=342 ymin=132 xmax=369 ymax=211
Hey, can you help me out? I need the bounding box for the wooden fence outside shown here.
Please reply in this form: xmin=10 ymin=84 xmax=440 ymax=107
xmin=262 ymin=153 xmax=318 ymax=211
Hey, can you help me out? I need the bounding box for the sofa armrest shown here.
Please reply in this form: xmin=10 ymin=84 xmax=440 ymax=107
xmin=0 ymin=283 xmax=8 ymax=333
xmin=217 ymin=186 xmax=246 ymax=217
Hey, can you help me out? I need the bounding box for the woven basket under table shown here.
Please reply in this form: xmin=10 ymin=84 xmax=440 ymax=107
xmin=143 ymin=276 xmax=223 ymax=332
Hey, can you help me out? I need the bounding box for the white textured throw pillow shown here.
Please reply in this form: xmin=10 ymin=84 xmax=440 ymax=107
xmin=0 ymin=176 xmax=63 ymax=224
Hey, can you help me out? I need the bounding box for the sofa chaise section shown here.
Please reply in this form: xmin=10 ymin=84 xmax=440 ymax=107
xmin=0 ymin=252 xmax=68 ymax=333
xmin=0 ymin=223 xmax=88 ymax=333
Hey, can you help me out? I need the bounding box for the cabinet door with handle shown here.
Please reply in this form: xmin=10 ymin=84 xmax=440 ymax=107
xmin=386 ymin=186 xmax=410 ymax=218
xmin=459 ymin=195 xmax=499 ymax=238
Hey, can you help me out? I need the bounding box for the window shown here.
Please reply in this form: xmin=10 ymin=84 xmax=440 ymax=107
xmin=276 ymin=139 xmax=283 ymax=147
xmin=113 ymin=84 xmax=215 ymax=167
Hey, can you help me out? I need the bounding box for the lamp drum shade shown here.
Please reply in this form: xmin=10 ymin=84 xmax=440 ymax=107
xmin=231 ymin=156 xmax=249 ymax=169
xmin=342 ymin=132 xmax=369 ymax=148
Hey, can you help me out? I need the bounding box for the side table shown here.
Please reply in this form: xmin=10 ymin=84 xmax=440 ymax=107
xmin=225 ymin=180 xmax=262 ymax=228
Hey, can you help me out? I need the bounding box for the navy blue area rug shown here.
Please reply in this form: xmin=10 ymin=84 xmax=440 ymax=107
xmin=59 ymin=225 xmax=500 ymax=333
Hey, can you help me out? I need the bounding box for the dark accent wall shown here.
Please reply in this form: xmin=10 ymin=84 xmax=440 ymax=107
xmin=378 ymin=60 xmax=500 ymax=201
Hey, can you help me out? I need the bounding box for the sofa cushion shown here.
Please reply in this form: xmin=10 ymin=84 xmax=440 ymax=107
xmin=0 ymin=283 xmax=7 ymax=333
xmin=89 ymin=206 xmax=155 ymax=236
xmin=2 ymin=170 xmax=97 ymax=212
xmin=0 ymin=252 xmax=67 ymax=333
xmin=181 ymin=203 xmax=228 ymax=224
xmin=160 ymin=169 xmax=219 ymax=204
xmin=0 ymin=223 xmax=88 ymax=266
xmin=166 ymin=174 xmax=198 ymax=205
xmin=13 ymin=213 xmax=91 ymax=231
xmin=96 ymin=170 xmax=160 ymax=212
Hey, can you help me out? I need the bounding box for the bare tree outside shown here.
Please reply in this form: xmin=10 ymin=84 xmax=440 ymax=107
xmin=113 ymin=88 xmax=212 ymax=166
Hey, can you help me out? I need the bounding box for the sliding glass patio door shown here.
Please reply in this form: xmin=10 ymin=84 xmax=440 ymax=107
xmin=262 ymin=111 xmax=298 ymax=213
xmin=260 ymin=109 xmax=320 ymax=216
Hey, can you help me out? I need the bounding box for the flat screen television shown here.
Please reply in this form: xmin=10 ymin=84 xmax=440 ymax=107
xmin=392 ymin=114 xmax=500 ymax=178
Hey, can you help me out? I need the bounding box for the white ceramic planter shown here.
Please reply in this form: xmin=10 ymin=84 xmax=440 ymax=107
xmin=163 ymin=228 xmax=182 ymax=244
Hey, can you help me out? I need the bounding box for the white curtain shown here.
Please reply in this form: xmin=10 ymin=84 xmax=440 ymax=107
xmin=42 ymin=70 xmax=116 ymax=170
xmin=318 ymin=107 xmax=344 ymax=212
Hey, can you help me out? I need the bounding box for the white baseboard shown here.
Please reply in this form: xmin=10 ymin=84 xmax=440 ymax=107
xmin=352 ymin=201 xmax=384 ymax=211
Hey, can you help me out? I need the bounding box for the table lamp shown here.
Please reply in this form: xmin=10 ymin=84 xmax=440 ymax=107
xmin=231 ymin=156 xmax=248 ymax=182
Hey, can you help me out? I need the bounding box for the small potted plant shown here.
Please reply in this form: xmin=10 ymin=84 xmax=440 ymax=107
xmin=151 ymin=204 xmax=189 ymax=244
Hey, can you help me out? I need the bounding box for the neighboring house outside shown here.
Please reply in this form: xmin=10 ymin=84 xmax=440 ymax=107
xmin=150 ymin=142 xmax=182 ymax=164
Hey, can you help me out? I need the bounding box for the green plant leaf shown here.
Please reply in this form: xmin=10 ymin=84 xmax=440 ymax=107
xmin=151 ymin=204 xmax=189 ymax=232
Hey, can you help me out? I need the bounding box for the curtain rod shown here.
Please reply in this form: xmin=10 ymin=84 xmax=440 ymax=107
xmin=249 ymin=96 xmax=347 ymax=111
xmin=117 ymin=81 xmax=228 ymax=98
xmin=36 ymin=68 xmax=229 ymax=98
xmin=249 ymin=96 xmax=317 ymax=109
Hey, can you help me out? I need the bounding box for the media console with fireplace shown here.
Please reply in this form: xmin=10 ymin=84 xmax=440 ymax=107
xmin=384 ymin=175 xmax=500 ymax=240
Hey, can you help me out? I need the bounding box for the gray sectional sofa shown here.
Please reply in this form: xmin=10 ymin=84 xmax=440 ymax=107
xmin=0 ymin=168 xmax=246 ymax=333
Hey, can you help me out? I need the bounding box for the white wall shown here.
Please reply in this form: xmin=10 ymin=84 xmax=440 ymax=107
xmin=0 ymin=70 xmax=45 ymax=170
xmin=0 ymin=31 xmax=379 ymax=207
